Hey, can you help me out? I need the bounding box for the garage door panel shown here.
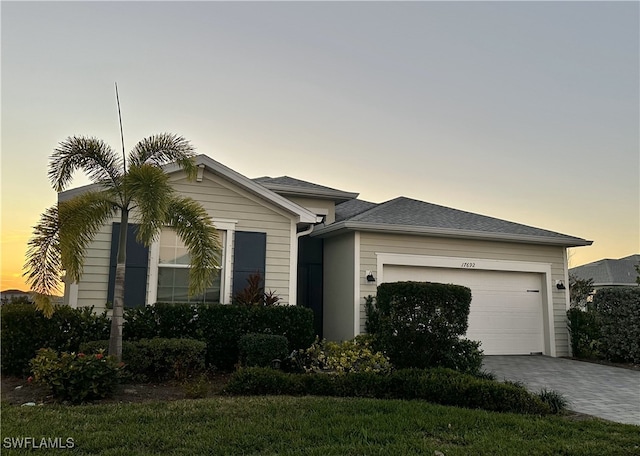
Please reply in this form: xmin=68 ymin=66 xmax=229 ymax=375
xmin=383 ymin=265 xmax=544 ymax=355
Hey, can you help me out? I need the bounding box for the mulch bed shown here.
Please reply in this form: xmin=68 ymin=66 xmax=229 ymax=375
xmin=1 ymin=373 xmax=232 ymax=406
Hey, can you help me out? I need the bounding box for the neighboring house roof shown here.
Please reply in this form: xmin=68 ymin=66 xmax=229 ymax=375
xmin=252 ymin=176 xmax=359 ymax=203
xmin=316 ymin=196 xmax=592 ymax=247
xmin=570 ymin=254 xmax=640 ymax=287
xmin=0 ymin=289 xmax=33 ymax=302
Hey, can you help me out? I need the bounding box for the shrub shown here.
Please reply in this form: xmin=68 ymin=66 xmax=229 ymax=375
xmin=536 ymin=388 xmax=568 ymax=414
xmin=233 ymin=273 xmax=281 ymax=307
xmin=239 ymin=333 xmax=289 ymax=368
xmin=225 ymin=367 xmax=552 ymax=415
xmin=567 ymin=307 xmax=602 ymax=359
xmin=122 ymin=303 xmax=315 ymax=371
xmin=1 ymin=303 xmax=110 ymax=376
xmin=290 ymin=336 xmax=391 ymax=374
xmin=124 ymin=303 xmax=200 ymax=340
xmin=81 ymin=338 xmax=206 ymax=382
xmin=30 ymin=348 xmax=122 ymax=403
xmin=593 ymin=287 xmax=640 ymax=363
xmin=183 ymin=374 xmax=211 ymax=399
xmin=438 ymin=338 xmax=484 ymax=374
xmin=365 ymin=282 xmax=483 ymax=373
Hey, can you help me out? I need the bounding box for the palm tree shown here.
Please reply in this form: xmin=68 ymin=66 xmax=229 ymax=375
xmin=24 ymin=133 xmax=221 ymax=360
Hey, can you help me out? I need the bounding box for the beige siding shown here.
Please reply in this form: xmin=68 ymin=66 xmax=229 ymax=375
xmin=359 ymin=232 xmax=571 ymax=356
xmin=174 ymin=172 xmax=294 ymax=304
xmin=68 ymin=169 xmax=296 ymax=311
xmin=73 ymin=217 xmax=119 ymax=313
xmin=323 ymin=232 xmax=356 ymax=341
xmin=286 ymin=196 xmax=336 ymax=224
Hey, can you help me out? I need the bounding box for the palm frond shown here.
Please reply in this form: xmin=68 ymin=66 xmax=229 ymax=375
xmin=49 ymin=137 xmax=123 ymax=192
xmin=165 ymin=196 xmax=221 ymax=296
xmin=128 ymin=133 xmax=197 ymax=180
xmin=58 ymin=191 xmax=118 ymax=282
xmin=126 ymin=164 xmax=175 ymax=245
xmin=23 ymin=205 xmax=62 ymax=317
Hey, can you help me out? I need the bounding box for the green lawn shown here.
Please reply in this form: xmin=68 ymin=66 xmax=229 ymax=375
xmin=2 ymin=397 xmax=639 ymax=455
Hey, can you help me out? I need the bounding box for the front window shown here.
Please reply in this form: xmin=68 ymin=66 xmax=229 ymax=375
xmin=156 ymin=227 xmax=223 ymax=303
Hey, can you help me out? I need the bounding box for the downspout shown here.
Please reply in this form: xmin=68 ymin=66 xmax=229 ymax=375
xmin=296 ymin=223 xmax=316 ymax=240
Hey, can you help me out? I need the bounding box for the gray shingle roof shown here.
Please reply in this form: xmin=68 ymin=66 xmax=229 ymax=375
xmin=253 ymin=176 xmax=358 ymax=202
xmin=323 ymin=196 xmax=591 ymax=246
xmin=570 ymin=254 xmax=640 ymax=286
xmin=335 ymin=199 xmax=378 ymax=222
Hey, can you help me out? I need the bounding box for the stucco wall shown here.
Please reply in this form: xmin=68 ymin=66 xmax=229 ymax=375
xmin=286 ymin=196 xmax=336 ymax=224
xmin=323 ymin=232 xmax=356 ymax=341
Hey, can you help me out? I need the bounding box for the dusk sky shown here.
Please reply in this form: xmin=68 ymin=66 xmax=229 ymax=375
xmin=2 ymin=1 xmax=638 ymax=291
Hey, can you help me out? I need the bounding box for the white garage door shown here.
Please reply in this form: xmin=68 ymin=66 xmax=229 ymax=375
xmin=383 ymin=265 xmax=544 ymax=355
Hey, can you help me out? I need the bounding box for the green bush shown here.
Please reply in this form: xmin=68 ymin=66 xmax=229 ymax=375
xmin=439 ymin=338 xmax=484 ymax=374
xmin=3 ymin=302 xmax=315 ymax=374
xmin=225 ymin=367 xmax=552 ymax=415
xmin=1 ymin=303 xmax=110 ymax=376
xmin=30 ymin=348 xmax=122 ymax=403
xmin=536 ymin=388 xmax=568 ymax=414
xmin=124 ymin=303 xmax=201 ymax=340
xmin=239 ymin=333 xmax=289 ymax=368
xmin=246 ymin=306 xmax=315 ymax=354
xmin=567 ymin=307 xmax=602 ymax=359
xmin=365 ymin=282 xmax=483 ymax=373
xmin=81 ymin=338 xmax=206 ymax=382
xmin=290 ymin=336 xmax=391 ymax=374
xmin=593 ymin=287 xmax=640 ymax=363
xmin=123 ymin=303 xmax=315 ymax=370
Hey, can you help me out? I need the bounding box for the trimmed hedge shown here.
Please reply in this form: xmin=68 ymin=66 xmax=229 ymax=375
xmin=225 ymin=367 xmax=552 ymax=415
xmin=593 ymin=287 xmax=640 ymax=363
xmin=3 ymin=302 xmax=315 ymax=373
xmin=239 ymin=333 xmax=289 ymax=368
xmin=567 ymin=307 xmax=601 ymax=359
xmin=80 ymin=338 xmax=207 ymax=381
xmin=1 ymin=303 xmax=110 ymax=376
xmin=124 ymin=303 xmax=315 ymax=370
xmin=365 ymin=282 xmax=482 ymax=373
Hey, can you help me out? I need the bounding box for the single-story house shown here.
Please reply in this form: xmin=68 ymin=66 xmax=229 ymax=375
xmin=61 ymin=154 xmax=592 ymax=357
xmin=570 ymin=254 xmax=640 ymax=290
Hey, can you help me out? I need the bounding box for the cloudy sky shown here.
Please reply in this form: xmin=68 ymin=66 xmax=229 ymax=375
xmin=2 ymin=1 xmax=638 ymax=291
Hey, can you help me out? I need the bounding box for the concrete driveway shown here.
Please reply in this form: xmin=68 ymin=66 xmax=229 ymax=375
xmin=481 ymin=355 xmax=640 ymax=425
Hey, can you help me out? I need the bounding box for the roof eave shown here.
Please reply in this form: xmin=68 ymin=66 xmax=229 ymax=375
xmin=312 ymin=221 xmax=593 ymax=247
xmin=260 ymin=184 xmax=359 ymax=203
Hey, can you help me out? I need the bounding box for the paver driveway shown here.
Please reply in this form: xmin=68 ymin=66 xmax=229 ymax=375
xmin=481 ymin=355 xmax=640 ymax=425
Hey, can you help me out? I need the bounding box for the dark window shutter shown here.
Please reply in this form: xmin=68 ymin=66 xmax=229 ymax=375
xmin=107 ymin=223 xmax=149 ymax=308
xmin=232 ymin=231 xmax=266 ymax=297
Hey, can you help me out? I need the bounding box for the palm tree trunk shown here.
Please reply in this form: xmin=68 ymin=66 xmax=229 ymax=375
xmin=109 ymin=209 xmax=129 ymax=361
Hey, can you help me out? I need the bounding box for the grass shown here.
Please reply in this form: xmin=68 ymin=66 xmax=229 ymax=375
xmin=2 ymin=396 xmax=639 ymax=455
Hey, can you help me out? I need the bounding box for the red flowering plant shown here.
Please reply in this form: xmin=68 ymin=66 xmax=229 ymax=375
xmin=29 ymin=348 xmax=122 ymax=403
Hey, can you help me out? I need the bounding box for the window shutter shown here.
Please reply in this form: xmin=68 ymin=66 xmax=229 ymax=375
xmin=107 ymin=223 xmax=149 ymax=308
xmin=232 ymin=231 xmax=267 ymax=297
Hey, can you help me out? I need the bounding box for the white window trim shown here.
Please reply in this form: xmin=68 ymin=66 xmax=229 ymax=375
xmin=374 ymin=252 xmax=556 ymax=357
xmin=147 ymin=219 xmax=237 ymax=305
